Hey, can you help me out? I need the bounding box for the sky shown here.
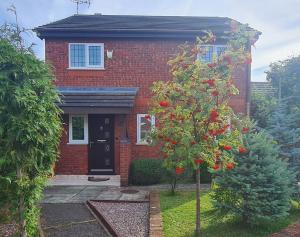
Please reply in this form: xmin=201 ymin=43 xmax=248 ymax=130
xmin=1 ymin=0 xmax=300 ymax=82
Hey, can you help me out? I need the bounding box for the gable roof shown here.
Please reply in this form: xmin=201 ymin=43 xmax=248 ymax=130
xmin=34 ymin=14 xmax=261 ymax=39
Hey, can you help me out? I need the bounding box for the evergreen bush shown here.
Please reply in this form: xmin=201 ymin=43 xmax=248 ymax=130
xmin=267 ymin=100 xmax=300 ymax=168
xmin=0 ymin=40 xmax=61 ymax=236
xmin=212 ymin=131 xmax=295 ymax=225
xmin=250 ymin=92 xmax=276 ymax=129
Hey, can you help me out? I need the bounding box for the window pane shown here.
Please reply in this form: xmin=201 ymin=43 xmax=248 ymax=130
xmin=89 ymin=46 xmax=101 ymax=66
xmin=140 ymin=117 xmax=151 ymax=141
xmin=70 ymin=44 xmax=85 ymax=67
xmin=200 ymin=46 xmax=213 ymax=63
xmin=217 ymin=46 xmax=226 ymax=57
xmin=72 ymin=116 xmax=84 ymax=140
xmin=140 ymin=130 xmax=147 ymax=140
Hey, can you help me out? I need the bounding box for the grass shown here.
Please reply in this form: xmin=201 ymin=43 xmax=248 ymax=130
xmin=160 ymin=191 xmax=300 ymax=237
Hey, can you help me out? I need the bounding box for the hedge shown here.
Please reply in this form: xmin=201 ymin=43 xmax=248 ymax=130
xmin=129 ymin=159 xmax=164 ymax=185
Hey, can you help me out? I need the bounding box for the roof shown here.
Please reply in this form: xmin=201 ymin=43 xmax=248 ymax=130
xmin=251 ymin=82 xmax=276 ymax=95
xmin=58 ymin=87 xmax=139 ymax=114
xmin=34 ymin=14 xmax=261 ymax=39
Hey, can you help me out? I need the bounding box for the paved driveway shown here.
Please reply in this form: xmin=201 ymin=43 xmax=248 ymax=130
xmin=41 ymin=186 xmax=149 ymax=236
xmin=41 ymin=203 xmax=110 ymax=237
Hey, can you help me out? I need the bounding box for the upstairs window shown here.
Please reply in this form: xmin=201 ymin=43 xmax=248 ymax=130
xmin=69 ymin=43 xmax=104 ymax=69
xmin=137 ymin=114 xmax=155 ymax=145
xmin=198 ymin=45 xmax=226 ymax=63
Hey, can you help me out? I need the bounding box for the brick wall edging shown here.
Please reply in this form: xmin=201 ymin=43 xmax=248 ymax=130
xmin=85 ymin=202 xmax=113 ymax=237
xmin=149 ymin=191 xmax=164 ymax=237
xmin=86 ymin=200 xmax=118 ymax=237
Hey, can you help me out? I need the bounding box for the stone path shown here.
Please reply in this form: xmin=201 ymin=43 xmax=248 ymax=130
xmin=48 ymin=175 xmax=120 ymax=186
xmin=42 ymin=185 xmax=149 ymax=203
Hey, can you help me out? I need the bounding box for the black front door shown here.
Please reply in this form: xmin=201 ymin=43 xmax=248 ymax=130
xmin=89 ymin=115 xmax=114 ymax=175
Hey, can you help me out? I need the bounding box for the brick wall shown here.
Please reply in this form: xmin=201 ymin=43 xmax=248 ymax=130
xmin=119 ymin=140 xmax=132 ymax=186
xmin=55 ymin=115 xmax=88 ymax=174
xmin=46 ymin=38 xmax=250 ymax=179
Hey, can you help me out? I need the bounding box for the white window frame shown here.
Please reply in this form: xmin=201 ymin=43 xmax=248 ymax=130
xmin=197 ymin=44 xmax=227 ymax=63
xmin=68 ymin=43 xmax=105 ymax=70
xmin=68 ymin=114 xmax=88 ymax=145
xmin=136 ymin=114 xmax=155 ymax=145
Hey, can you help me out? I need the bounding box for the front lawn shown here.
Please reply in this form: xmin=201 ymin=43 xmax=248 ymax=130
xmin=160 ymin=191 xmax=300 ymax=237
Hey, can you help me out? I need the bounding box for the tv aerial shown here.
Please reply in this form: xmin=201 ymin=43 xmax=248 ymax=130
xmin=70 ymin=0 xmax=92 ymax=14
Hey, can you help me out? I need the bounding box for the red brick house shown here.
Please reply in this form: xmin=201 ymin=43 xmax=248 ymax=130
xmin=35 ymin=15 xmax=260 ymax=186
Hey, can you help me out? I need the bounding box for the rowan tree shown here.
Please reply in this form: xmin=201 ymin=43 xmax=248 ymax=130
xmin=148 ymin=23 xmax=258 ymax=236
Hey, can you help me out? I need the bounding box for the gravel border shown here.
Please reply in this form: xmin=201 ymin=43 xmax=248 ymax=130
xmin=0 ymin=222 xmax=18 ymax=237
xmin=88 ymin=200 xmax=149 ymax=237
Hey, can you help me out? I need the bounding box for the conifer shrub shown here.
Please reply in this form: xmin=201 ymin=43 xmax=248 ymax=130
xmin=212 ymin=131 xmax=295 ymax=225
xmin=267 ymin=101 xmax=300 ymax=170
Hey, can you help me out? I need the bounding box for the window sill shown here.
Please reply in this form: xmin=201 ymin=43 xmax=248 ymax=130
xmin=136 ymin=142 xmax=150 ymax=146
xmin=67 ymin=67 xmax=105 ymax=71
xmin=67 ymin=142 xmax=88 ymax=145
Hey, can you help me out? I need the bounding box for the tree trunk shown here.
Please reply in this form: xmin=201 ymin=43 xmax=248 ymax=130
xmin=171 ymin=176 xmax=177 ymax=195
xmin=195 ymin=167 xmax=201 ymax=237
xmin=17 ymin=167 xmax=27 ymax=237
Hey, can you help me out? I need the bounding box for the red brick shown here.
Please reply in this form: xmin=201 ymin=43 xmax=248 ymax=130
xmin=47 ymin=38 xmax=250 ymax=178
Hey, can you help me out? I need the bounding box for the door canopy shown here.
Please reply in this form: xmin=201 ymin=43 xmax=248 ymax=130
xmin=57 ymin=87 xmax=139 ymax=114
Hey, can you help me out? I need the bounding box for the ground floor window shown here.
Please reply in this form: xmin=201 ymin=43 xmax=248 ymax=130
xmin=136 ymin=114 xmax=155 ymax=144
xmin=69 ymin=114 xmax=88 ymax=144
